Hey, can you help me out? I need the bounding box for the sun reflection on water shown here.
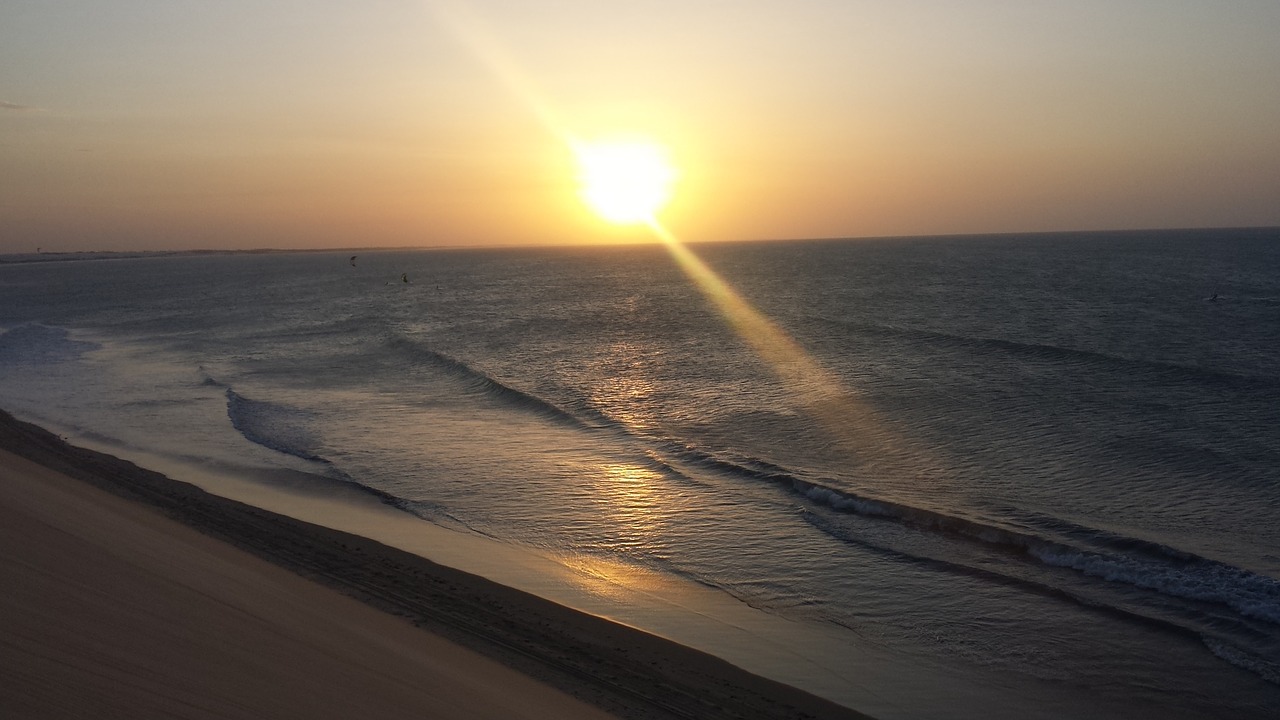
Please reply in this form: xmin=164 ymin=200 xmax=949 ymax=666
xmin=545 ymin=461 xmax=685 ymax=603
xmin=591 ymin=462 xmax=665 ymax=553
xmin=588 ymin=345 xmax=659 ymax=431
xmin=557 ymin=552 xmax=682 ymax=605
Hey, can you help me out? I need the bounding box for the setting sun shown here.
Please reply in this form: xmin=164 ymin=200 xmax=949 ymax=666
xmin=573 ymin=138 xmax=677 ymax=224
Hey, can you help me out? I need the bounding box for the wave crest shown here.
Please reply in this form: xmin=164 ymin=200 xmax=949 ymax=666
xmin=224 ymin=388 xmax=326 ymax=464
xmin=384 ymin=336 xmax=597 ymax=428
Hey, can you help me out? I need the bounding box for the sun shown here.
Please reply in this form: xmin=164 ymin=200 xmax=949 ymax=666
xmin=573 ymin=137 xmax=677 ymax=224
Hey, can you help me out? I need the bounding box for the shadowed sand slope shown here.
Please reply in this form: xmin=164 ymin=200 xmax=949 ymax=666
xmin=0 ymin=447 xmax=621 ymax=720
xmin=0 ymin=410 xmax=871 ymax=720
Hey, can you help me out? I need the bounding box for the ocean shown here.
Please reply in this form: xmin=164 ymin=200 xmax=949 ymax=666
xmin=2 ymin=228 xmax=1278 ymax=719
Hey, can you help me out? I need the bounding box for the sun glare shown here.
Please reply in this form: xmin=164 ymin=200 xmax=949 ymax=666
xmin=573 ymin=138 xmax=677 ymax=224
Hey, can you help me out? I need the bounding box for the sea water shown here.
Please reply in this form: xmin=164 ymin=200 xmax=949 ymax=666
xmin=1 ymin=229 xmax=1278 ymax=719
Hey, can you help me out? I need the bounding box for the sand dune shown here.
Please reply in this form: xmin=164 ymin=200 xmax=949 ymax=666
xmin=0 ymin=446 xmax=622 ymax=719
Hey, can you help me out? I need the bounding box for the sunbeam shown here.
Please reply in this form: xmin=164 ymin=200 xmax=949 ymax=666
xmin=427 ymin=0 xmax=908 ymax=465
xmin=645 ymin=220 xmax=903 ymax=463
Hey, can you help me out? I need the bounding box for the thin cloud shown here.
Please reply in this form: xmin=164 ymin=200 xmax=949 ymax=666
xmin=1 ymin=101 xmax=42 ymax=111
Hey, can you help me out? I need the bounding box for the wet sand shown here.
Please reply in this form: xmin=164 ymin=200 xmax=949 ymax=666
xmin=0 ymin=409 xmax=870 ymax=720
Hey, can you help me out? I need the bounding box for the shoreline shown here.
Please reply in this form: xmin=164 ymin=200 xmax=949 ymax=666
xmin=0 ymin=408 xmax=871 ymax=720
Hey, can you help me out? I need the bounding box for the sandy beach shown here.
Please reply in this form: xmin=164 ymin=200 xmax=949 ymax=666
xmin=0 ymin=409 xmax=870 ymax=720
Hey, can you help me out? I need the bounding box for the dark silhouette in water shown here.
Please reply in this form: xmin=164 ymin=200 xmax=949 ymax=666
xmin=401 ymin=273 xmax=409 ymax=283
xmin=349 ymin=255 xmax=357 ymax=267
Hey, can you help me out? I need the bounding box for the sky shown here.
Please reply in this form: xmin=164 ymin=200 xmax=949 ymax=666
xmin=2 ymin=0 xmax=1279 ymax=251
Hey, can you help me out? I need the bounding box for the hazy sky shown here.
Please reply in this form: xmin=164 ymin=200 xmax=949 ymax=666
xmin=3 ymin=1 xmax=1279 ymax=251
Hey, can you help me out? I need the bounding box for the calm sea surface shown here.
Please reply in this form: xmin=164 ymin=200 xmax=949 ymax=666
xmin=2 ymin=229 xmax=1278 ymax=718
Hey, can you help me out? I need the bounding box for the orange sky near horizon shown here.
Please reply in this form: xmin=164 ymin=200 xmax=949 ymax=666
xmin=2 ymin=1 xmax=1279 ymax=252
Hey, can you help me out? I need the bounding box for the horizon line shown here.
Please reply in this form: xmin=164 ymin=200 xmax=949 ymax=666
xmin=3 ymin=224 xmax=1277 ymax=260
